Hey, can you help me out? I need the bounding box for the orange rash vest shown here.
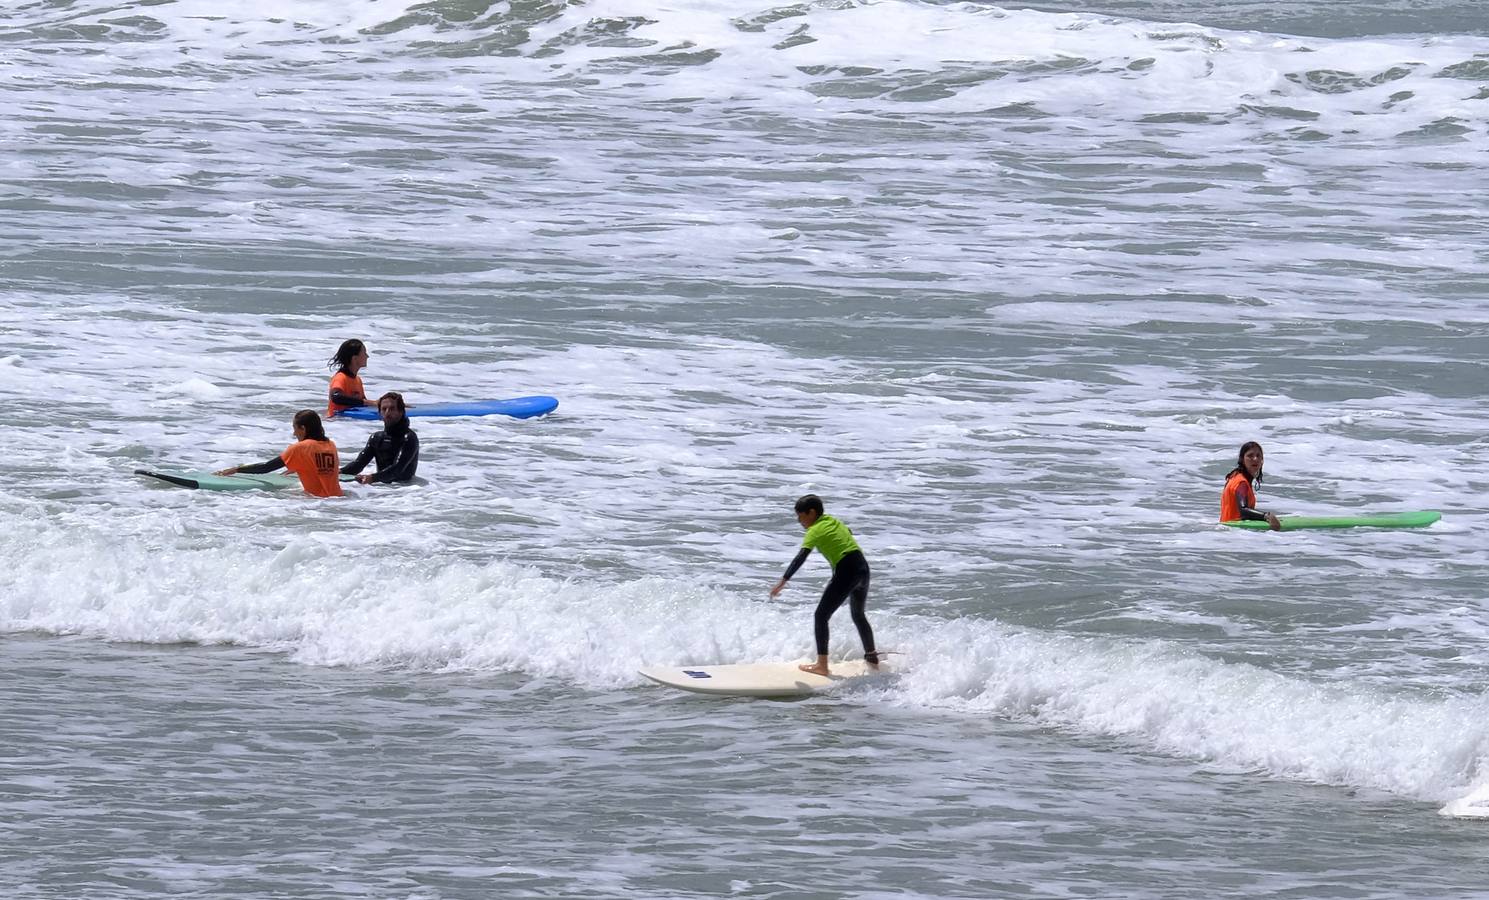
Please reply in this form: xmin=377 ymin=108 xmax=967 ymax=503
xmin=283 ymin=438 xmax=343 ymax=497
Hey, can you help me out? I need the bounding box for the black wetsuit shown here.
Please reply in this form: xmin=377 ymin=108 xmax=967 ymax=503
xmin=340 ymin=416 xmax=419 ymax=483
xmin=782 ymin=547 xmax=877 ymax=663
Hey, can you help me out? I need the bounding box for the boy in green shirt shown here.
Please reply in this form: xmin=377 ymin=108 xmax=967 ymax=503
xmin=769 ymin=494 xmax=880 ymax=676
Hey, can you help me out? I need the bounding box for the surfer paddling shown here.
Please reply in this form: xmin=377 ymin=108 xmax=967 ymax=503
xmin=769 ymin=494 xmax=880 ymax=677
xmin=1221 ymin=441 xmax=1280 ymax=530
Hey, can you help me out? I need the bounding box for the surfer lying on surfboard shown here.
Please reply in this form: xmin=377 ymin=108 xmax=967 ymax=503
xmin=1220 ymin=441 xmax=1280 ymax=531
xmin=769 ymin=494 xmax=880 ymax=677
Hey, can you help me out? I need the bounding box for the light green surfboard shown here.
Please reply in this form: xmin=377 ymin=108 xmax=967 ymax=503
xmin=1223 ymin=511 xmax=1441 ymax=531
xmin=135 ymin=469 xmax=303 ymax=492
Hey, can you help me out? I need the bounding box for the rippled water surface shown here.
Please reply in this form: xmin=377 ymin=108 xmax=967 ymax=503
xmin=3 ymin=0 xmax=1489 ymax=896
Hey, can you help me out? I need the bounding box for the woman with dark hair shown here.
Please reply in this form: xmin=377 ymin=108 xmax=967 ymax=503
xmin=1220 ymin=441 xmax=1280 ymax=530
xmin=326 ymin=338 xmax=376 ymax=417
xmin=341 ymin=391 xmax=420 ymax=485
xmin=216 ymin=410 xmax=343 ymax=497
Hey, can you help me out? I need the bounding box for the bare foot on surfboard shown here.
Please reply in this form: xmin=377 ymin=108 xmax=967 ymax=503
xmin=798 ymin=662 xmax=831 ymax=677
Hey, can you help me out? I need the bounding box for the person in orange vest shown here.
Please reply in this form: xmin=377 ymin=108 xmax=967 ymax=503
xmin=1220 ymin=441 xmax=1280 ymax=530
xmin=326 ymin=338 xmax=377 ymax=418
xmin=216 ymin=410 xmax=343 ymax=498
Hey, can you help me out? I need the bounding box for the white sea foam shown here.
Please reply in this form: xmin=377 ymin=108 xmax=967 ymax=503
xmin=5 ymin=2 xmax=1489 ymax=873
xmin=4 ymin=514 xmax=1487 ymax=808
xmin=893 ymin=616 xmax=1489 ymax=803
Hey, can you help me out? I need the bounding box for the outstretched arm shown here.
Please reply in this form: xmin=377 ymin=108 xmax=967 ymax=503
xmin=1239 ymin=501 xmax=1281 ymax=531
xmin=329 ymin=387 xmax=374 ymax=409
xmin=340 ymin=436 xmax=376 ymax=476
xmin=216 ymin=456 xmax=286 ymax=476
xmin=769 ymin=548 xmax=812 ymax=598
xmin=367 ymin=432 xmax=419 ymax=484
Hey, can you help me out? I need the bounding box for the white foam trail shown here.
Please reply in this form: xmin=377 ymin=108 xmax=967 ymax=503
xmin=4 ymin=0 xmax=1489 ymax=832
xmin=4 ymin=517 xmax=1488 ymax=807
xmin=893 ymin=616 xmax=1489 ymax=804
xmin=9 ymin=1 xmax=1488 ymax=129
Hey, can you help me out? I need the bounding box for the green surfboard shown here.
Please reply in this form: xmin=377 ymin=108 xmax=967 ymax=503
xmin=1223 ymin=511 xmax=1441 ymax=531
xmin=135 ymin=469 xmax=303 ymax=492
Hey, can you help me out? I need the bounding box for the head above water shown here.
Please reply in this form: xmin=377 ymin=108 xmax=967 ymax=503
xmin=293 ymin=409 xmax=328 ymax=442
xmin=794 ymin=493 xmax=824 ymax=528
xmin=329 ymin=339 xmax=368 ymax=373
xmin=378 ymin=391 xmax=406 ymax=424
xmin=1229 ymin=441 xmax=1265 ymax=484
xmin=794 ymin=494 xmax=824 ymax=516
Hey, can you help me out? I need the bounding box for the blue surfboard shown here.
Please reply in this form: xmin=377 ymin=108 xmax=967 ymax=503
xmin=335 ymin=396 xmax=558 ymax=421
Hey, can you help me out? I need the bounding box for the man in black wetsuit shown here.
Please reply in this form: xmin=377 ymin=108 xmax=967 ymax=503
xmin=340 ymin=391 xmax=419 ymax=485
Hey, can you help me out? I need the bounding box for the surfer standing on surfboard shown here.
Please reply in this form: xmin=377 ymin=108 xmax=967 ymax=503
xmin=769 ymin=494 xmax=880 ymax=677
xmin=326 ymin=339 xmax=378 ymax=417
xmin=1221 ymin=441 xmax=1281 ymax=530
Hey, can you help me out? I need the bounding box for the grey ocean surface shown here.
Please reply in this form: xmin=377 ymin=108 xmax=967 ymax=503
xmin=3 ymin=0 xmax=1489 ymax=897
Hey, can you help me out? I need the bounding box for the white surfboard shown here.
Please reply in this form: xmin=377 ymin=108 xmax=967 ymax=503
xmin=638 ymin=659 xmax=889 ymax=698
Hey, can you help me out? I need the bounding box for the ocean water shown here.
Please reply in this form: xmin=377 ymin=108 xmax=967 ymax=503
xmin=3 ymin=0 xmax=1489 ymax=897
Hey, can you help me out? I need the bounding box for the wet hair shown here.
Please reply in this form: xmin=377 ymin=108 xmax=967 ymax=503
xmin=1225 ymin=441 xmax=1264 ymax=485
xmin=328 ymin=339 xmax=366 ymax=373
xmin=377 ymin=391 xmax=406 ymax=414
xmin=293 ymin=409 xmax=328 ymax=442
xmin=794 ymin=494 xmax=824 ymax=516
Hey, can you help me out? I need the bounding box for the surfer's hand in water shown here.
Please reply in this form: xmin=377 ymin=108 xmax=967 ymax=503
xmin=1266 ymin=513 xmax=1281 ymax=531
xmin=355 ymin=474 xmax=374 ymax=485
xmin=769 ymin=578 xmax=787 ymax=599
